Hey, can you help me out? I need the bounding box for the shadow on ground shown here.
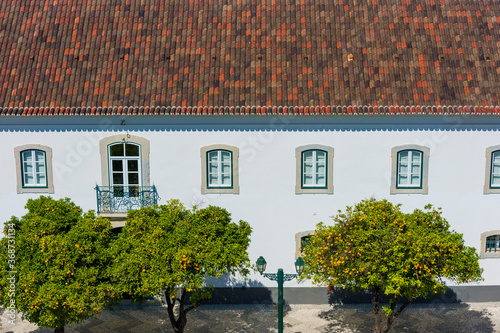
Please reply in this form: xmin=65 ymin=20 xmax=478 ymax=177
xmin=319 ymin=303 xmax=495 ymax=333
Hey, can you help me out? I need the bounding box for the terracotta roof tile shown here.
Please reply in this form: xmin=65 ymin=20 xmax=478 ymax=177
xmin=0 ymin=0 xmax=499 ymax=111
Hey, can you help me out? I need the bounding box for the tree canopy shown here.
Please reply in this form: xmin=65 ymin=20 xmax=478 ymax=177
xmin=111 ymin=199 xmax=252 ymax=333
xmin=301 ymin=198 xmax=483 ymax=333
xmin=0 ymin=196 xmax=118 ymax=333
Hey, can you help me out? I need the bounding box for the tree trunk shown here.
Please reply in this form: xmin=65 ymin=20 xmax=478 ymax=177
xmin=54 ymin=327 xmax=64 ymax=333
xmin=381 ymin=298 xmax=412 ymax=333
xmin=372 ymin=287 xmax=382 ymax=333
xmin=165 ymin=288 xmax=188 ymax=333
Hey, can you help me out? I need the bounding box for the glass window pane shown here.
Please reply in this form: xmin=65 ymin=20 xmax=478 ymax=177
xmin=492 ymin=152 xmax=500 ymax=187
xmin=112 ymin=173 xmax=123 ymax=185
xmin=109 ymin=144 xmax=124 ymax=156
xmin=221 ymin=151 xmax=231 ymax=162
xmin=222 ymin=163 xmax=231 ymax=173
xmin=208 ymin=163 xmax=218 ymax=174
xmin=113 ymin=186 xmax=124 ymax=197
xmin=125 ymin=144 xmax=140 ymax=156
xmin=23 ymin=150 xmax=33 ymax=164
xmin=208 ymin=174 xmax=218 ymax=186
xmin=303 ymin=174 xmax=313 ymax=185
xmin=128 ymin=186 xmax=139 ymax=197
xmin=128 ymin=173 xmax=139 ymax=185
xmin=36 ymin=174 xmax=46 ymax=185
xmin=411 ymin=152 xmax=422 ymax=164
xmin=24 ymin=174 xmax=34 ymax=185
xmin=316 ymin=164 xmax=325 ymax=174
xmin=316 ymin=175 xmax=325 ymax=185
xmin=410 ymin=175 xmax=420 ymax=185
xmin=411 ymin=163 xmax=420 ymax=175
xmin=112 ymin=160 xmax=123 ymax=172
xmin=316 ymin=151 xmax=326 ymax=163
xmin=24 ymin=161 xmax=33 ymax=174
xmin=492 ymin=151 xmax=500 ymax=164
xmin=36 ymin=163 xmax=45 ymax=173
xmin=398 ymin=174 xmax=408 ymax=185
xmin=399 ymin=152 xmax=408 ymax=164
xmin=208 ymin=151 xmax=218 ymax=162
xmin=128 ymin=160 xmax=139 ymax=172
xmin=303 ymin=151 xmax=313 ymax=162
xmin=35 ymin=151 xmax=45 ymax=162
xmin=221 ymin=174 xmax=231 ymax=185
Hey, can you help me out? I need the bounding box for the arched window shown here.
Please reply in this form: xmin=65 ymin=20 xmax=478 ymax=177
xmin=480 ymin=231 xmax=500 ymax=258
xmin=396 ymin=150 xmax=423 ymax=188
xmin=108 ymin=142 xmax=141 ymax=197
xmin=391 ymin=145 xmax=429 ymax=194
xmin=483 ymin=146 xmax=500 ymax=194
xmin=14 ymin=144 xmax=54 ymax=193
xmin=207 ymin=149 xmax=233 ymax=188
xmin=295 ymin=144 xmax=334 ymax=194
xmin=200 ymin=144 xmax=239 ymax=194
xmin=301 ymin=149 xmax=327 ymax=188
xmin=486 ymin=235 xmax=500 ymax=253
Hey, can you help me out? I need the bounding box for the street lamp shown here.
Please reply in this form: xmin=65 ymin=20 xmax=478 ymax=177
xmin=256 ymin=256 xmax=305 ymax=333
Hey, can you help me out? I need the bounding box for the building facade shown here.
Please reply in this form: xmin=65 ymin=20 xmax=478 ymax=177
xmin=1 ymin=0 xmax=500 ymax=301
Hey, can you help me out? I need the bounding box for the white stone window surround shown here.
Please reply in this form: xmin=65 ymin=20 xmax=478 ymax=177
xmin=200 ymin=144 xmax=239 ymax=194
xmin=99 ymin=134 xmax=150 ymax=187
xmin=14 ymin=144 xmax=54 ymax=194
xmin=295 ymin=144 xmax=334 ymax=194
xmin=480 ymin=230 xmax=500 ymax=259
xmin=484 ymin=145 xmax=500 ymax=194
xmin=390 ymin=144 xmax=430 ymax=194
xmin=295 ymin=230 xmax=315 ymax=259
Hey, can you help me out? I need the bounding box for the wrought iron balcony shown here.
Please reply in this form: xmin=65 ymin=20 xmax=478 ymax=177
xmin=95 ymin=185 xmax=160 ymax=214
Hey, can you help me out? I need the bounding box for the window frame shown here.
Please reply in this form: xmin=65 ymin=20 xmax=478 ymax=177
xmin=301 ymin=149 xmax=328 ymax=189
xmin=484 ymin=145 xmax=500 ymax=194
xmin=21 ymin=149 xmax=48 ymax=188
xmin=108 ymin=142 xmax=142 ymax=197
xmin=14 ymin=144 xmax=54 ymax=194
xmin=206 ymin=149 xmax=233 ymax=189
xmin=200 ymin=144 xmax=239 ymax=194
xmin=295 ymin=144 xmax=334 ymax=194
xmin=480 ymin=230 xmax=500 ymax=258
xmin=99 ymin=134 xmax=150 ymax=188
xmin=390 ymin=145 xmax=429 ymax=194
xmin=396 ymin=149 xmax=424 ymax=189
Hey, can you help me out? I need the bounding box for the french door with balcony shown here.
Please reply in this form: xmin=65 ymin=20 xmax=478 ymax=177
xmin=108 ymin=143 xmax=141 ymax=197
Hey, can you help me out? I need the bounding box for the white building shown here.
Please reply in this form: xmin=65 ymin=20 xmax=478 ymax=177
xmin=1 ymin=1 xmax=499 ymax=302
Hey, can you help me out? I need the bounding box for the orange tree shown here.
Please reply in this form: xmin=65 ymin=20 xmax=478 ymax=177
xmin=300 ymin=198 xmax=482 ymax=333
xmin=111 ymin=200 xmax=252 ymax=333
xmin=0 ymin=196 xmax=118 ymax=333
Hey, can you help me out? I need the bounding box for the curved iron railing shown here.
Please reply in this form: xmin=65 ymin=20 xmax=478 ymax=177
xmin=95 ymin=185 xmax=160 ymax=213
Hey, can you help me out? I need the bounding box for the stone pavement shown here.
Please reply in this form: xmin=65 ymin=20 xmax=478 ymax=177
xmin=1 ymin=301 xmax=500 ymax=332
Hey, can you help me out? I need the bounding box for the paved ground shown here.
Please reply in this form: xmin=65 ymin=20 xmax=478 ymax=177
xmin=1 ymin=301 xmax=500 ymax=332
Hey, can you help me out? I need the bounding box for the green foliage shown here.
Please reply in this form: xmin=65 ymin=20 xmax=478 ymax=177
xmin=301 ymin=198 xmax=483 ymax=332
xmin=111 ymin=199 xmax=252 ymax=332
xmin=0 ymin=196 xmax=118 ymax=331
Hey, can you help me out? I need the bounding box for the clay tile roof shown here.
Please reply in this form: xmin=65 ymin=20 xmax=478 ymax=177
xmin=1 ymin=0 xmax=500 ymax=115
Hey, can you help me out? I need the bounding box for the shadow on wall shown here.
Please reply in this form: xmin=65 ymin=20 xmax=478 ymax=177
xmin=328 ymin=287 xmax=462 ymax=305
xmin=204 ymin=274 xmax=274 ymax=305
xmin=318 ymin=303 xmax=495 ymax=333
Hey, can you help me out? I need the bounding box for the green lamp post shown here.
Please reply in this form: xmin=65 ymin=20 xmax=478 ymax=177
xmin=256 ymin=256 xmax=305 ymax=333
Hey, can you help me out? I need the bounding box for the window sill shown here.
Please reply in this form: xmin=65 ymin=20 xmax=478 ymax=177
xmin=17 ymin=186 xmax=54 ymax=194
